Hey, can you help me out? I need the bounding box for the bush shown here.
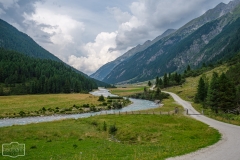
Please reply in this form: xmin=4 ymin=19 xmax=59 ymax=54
xmin=98 ymin=95 xmax=105 ymax=101
xmin=82 ymin=104 xmax=90 ymax=108
xmin=109 ymin=124 xmax=118 ymax=135
xmin=19 ymin=111 xmax=25 ymax=116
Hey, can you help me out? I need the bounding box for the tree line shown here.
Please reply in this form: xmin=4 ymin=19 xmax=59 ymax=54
xmin=195 ymin=64 xmax=240 ymax=113
xmin=0 ymin=48 xmax=98 ymax=95
xmin=152 ymin=72 xmax=184 ymax=89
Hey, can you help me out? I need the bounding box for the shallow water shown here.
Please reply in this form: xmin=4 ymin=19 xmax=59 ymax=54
xmin=0 ymin=88 xmax=158 ymax=127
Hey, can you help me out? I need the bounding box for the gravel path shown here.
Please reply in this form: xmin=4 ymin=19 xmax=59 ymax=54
xmin=165 ymin=91 xmax=240 ymax=160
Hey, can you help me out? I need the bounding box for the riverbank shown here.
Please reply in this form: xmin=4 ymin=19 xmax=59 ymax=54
xmin=0 ymin=91 xmax=131 ymax=119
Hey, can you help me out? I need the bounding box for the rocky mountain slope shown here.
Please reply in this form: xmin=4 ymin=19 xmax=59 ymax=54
xmin=103 ymin=0 xmax=240 ymax=84
xmin=90 ymin=29 xmax=176 ymax=81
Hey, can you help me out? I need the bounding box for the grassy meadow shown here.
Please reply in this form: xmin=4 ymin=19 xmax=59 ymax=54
xmin=110 ymin=86 xmax=145 ymax=97
xmin=0 ymin=94 xmax=101 ymax=118
xmin=0 ymin=114 xmax=220 ymax=160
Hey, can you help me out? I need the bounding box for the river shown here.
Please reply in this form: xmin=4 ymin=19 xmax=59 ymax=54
xmin=0 ymin=88 xmax=159 ymax=127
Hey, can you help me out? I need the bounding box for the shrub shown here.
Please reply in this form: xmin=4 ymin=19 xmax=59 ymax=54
xmin=98 ymin=95 xmax=105 ymax=101
xmin=109 ymin=124 xmax=118 ymax=135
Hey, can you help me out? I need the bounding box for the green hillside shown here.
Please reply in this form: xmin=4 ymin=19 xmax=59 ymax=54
xmin=0 ymin=48 xmax=98 ymax=95
xmin=0 ymin=19 xmax=61 ymax=61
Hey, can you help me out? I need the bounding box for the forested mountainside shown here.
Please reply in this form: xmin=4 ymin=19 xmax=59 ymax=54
xmin=0 ymin=18 xmax=111 ymax=88
xmin=0 ymin=48 xmax=98 ymax=95
xmin=102 ymin=0 xmax=240 ymax=84
xmin=0 ymin=19 xmax=61 ymax=61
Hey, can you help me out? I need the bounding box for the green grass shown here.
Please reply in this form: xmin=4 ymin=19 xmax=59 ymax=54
xmin=110 ymin=86 xmax=145 ymax=97
xmin=0 ymin=114 xmax=220 ymax=160
xmin=0 ymin=94 xmax=101 ymax=117
xmin=164 ymin=65 xmax=229 ymax=101
xmin=164 ymin=65 xmax=240 ymax=125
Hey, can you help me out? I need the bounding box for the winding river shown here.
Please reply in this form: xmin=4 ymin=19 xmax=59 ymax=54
xmin=0 ymin=88 xmax=159 ymax=127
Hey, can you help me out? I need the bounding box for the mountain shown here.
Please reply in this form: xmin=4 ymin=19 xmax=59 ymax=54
xmin=0 ymin=48 xmax=98 ymax=95
xmin=103 ymin=0 xmax=240 ymax=84
xmin=0 ymin=19 xmax=62 ymax=62
xmin=0 ymin=18 xmax=111 ymax=88
xmin=90 ymin=29 xmax=176 ymax=81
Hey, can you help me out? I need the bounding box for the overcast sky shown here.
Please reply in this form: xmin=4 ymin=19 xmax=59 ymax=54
xmin=0 ymin=0 xmax=232 ymax=75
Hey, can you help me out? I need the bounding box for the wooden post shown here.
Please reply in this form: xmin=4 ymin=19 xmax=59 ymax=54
xmin=119 ymin=111 xmax=120 ymax=115
xmin=186 ymin=109 xmax=188 ymax=115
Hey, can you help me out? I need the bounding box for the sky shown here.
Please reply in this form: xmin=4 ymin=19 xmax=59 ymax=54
xmin=0 ymin=0 xmax=232 ymax=75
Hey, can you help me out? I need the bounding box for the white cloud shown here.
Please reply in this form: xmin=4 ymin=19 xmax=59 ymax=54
xmin=68 ymin=32 xmax=121 ymax=74
xmin=0 ymin=0 xmax=233 ymax=75
xmin=22 ymin=4 xmax=85 ymax=61
xmin=108 ymin=7 xmax=131 ymax=25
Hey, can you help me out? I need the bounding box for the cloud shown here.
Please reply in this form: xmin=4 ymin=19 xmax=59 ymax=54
xmin=0 ymin=0 xmax=232 ymax=75
xmin=68 ymin=32 xmax=121 ymax=74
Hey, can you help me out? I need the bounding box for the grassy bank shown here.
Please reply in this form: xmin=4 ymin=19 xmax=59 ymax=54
xmin=110 ymin=86 xmax=145 ymax=97
xmin=0 ymin=94 xmax=130 ymax=118
xmin=0 ymin=114 xmax=220 ymax=160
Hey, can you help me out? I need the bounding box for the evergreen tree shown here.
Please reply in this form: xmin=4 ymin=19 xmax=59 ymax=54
xmin=159 ymin=78 xmax=163 ymax=87
xmin=207 ymin=72 xmax=219 ymax=113
xmin=217 ymin=73 xmax=236 ymax=112
xmin=163 ymin=73 xmax=168 ymax=88
xmin=148 ymin=81 xmax=152 ymax=87
xmin=195 ymin=77 xmax=207 ymax=103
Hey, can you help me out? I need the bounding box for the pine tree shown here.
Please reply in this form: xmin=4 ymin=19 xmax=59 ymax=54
xmin=207 ymin=72 xmax=219 ymax=113
xmin=217 ymin=73 xmax=236 ymax=112
xmin=163 ymin=73 xmax=168 ymax=88
xmin=148 ymin=81 xmax=152 ymax=87
xmin=195 ymin=77 xmax=207 ymax=103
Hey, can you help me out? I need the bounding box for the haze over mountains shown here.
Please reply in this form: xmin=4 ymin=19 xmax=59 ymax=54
xmin=91 ymin=0 xmax=240 ymax=84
